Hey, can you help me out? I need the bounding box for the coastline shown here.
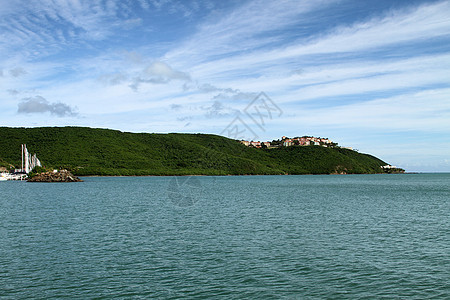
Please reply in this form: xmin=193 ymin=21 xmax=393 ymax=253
xmin=0 ymin=127 xmax=397 ymax=178
xmin=80 ymin=172 xmax=409 ymax=178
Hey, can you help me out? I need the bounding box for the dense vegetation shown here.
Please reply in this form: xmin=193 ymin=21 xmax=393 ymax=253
xmin=0 ymin=157 xmax=13 ymax=169
xmin=0 ymin=127 xmax=388 ymax=176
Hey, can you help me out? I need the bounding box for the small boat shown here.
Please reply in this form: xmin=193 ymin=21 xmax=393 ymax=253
xmin=0 ymin=173 xmax=8 ymax=181
xmin=0 ymin=172 xmax=26 ymax=181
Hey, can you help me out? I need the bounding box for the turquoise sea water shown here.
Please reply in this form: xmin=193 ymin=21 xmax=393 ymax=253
xmin=0 ymin=174 xmax=449 ymax=299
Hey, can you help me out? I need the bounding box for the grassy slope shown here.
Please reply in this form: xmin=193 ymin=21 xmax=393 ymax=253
xmin=0 ymin=127 xmax=386 ymax=175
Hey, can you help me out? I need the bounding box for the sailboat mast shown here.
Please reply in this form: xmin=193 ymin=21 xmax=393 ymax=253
xmin=21 ymin=144 xmax=24 ymax=173
xmin=24 ymin=144 xmax=29 ymax=173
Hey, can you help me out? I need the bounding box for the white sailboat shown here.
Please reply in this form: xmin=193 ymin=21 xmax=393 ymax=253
xmin=22 ymin=144 xmax=41 ymax=174
xmin=0 ymin=144 xmax=41 ymax=181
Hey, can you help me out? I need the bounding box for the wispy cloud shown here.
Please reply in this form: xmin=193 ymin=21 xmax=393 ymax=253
xmin=7 ymin=89 xmax=20 ymax=96
xmin=1 ymin=0 xmax=449 ymax=171
xmin=0 ymin=0 xmax=143 ymax=59
xmin=129 ymin=61 xmax=191 ymax=90
xmin=9 ymin=67 xmax=27 ymax=77
xmin=167 ymin=0 xmax=339 ymax=65
xmin=283 ymin=88 xmax=450 ymax=132
xmin=184 ymin=1 xmax=450 ymax=80
xmin=202 ymin=100 xmax=239 ymax=119
xmin=98 ymin=73 xmax=129 ymax=86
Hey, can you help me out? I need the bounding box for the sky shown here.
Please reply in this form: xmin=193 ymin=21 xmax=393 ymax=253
xmin=1 ymin=0 xmax=450 ymax=172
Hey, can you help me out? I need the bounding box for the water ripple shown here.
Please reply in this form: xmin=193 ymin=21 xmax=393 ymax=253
xmin=0 ymin=174 xmax=448 ymax=299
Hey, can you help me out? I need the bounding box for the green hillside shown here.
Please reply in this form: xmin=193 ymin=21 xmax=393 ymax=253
xmin=0 ymin=157 xmax=14 ymax=169
xmin=0 ymin=127 xmax=388 ymax=176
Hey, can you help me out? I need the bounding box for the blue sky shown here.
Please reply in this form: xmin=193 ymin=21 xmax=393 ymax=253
xmin=1 ymin=0 xmax=450 ymax=172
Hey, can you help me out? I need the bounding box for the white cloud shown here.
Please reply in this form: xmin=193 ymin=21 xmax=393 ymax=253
xmin=9 ymin=67 xmax=27 ymax=77
xmin=98 ymin=73 xmax=128 ymax=86
xmin=129 ymin=61 xmax=191 ymax=90
xmin=186 ymin=1 xmax=450 ymax=81
xmin=17 ymin=95 xmax=78 ymax=117
xmin=1 ymin=0 xmax=449 ymax=170
xmin=281 ymin=88 xmax=450 ymax=133
xmin=278 ymin=1 xmax=450 ymax=57
xmin=166 ymin=0 xmax=339 ymax=65
xmin=0 ymin=0 xmax=141 ymax=59
xmin=7 ymin=89 xmax=20 ymax=95
xmin=144 ymin=61 xmax=190 ymax=81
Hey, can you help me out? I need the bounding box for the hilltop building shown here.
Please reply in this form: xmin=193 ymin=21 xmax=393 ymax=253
xmin=241 ymin=136 xmax=335 ymax=149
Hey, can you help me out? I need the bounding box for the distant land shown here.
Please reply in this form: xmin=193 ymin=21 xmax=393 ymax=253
xmin=0 ymin=127 xmax=402 ymax=176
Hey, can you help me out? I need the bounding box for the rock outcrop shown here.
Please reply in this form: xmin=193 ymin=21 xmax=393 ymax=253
xmin=28 ymin=170 xmax=83 ymax=182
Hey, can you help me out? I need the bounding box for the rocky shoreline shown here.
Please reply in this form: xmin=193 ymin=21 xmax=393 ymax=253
xmin=28 ymin=170 xmax=83 ymax=182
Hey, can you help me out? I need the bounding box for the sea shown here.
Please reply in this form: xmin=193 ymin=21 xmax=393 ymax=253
xmin=0 ymin=174 xmax=449 ymax=299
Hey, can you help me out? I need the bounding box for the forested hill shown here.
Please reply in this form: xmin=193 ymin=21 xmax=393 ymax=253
xmin=0 ymin=127 xmax=388 ymax=176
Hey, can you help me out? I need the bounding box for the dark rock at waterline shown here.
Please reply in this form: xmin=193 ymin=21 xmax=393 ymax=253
xmin=28 ymin=170 xmax=83 ymax=182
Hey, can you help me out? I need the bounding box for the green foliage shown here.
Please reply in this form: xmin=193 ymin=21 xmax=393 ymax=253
xmin=28 ymin=166 xmax=51 ymax=179
xmin=0 ymin=127 xmax=387 ymax=176
xmin=0 ymin=157 xmax=13 ymax=169
xmin=381 ymin=167 xmax=405 ymax=174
